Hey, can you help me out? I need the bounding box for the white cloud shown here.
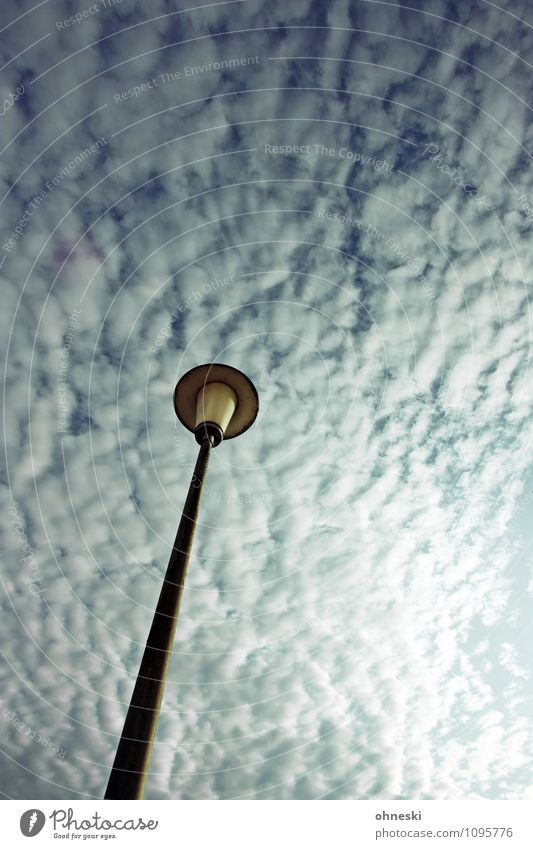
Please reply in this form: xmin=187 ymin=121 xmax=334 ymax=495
xmin=1 ymin=0 xmax=532 ymax=802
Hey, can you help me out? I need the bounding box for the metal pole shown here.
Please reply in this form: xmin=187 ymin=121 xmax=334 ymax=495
xmin=104 ymin=435 xmax=213 ymax=799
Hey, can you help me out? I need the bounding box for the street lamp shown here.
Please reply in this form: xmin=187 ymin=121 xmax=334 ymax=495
xmin=104 ymin=363 xmax=259 ymax=799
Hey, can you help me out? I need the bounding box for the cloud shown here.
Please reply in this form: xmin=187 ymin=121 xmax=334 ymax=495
xmin=1 ymin=0 xmax=532 ymax=801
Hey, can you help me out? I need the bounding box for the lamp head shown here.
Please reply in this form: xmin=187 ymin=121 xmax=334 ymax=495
xmin=174 ymin=364 xmax=259 ymax=446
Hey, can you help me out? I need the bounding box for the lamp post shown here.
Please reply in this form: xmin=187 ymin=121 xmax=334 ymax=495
xmin=104 ymin=363 xmax=259 ymax=800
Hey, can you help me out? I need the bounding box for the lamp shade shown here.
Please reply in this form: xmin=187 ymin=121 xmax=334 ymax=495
xmin=174 ymin=363 xmax=259 ymax=441
xmin=196 ymin=382 xmax=237 ymax=433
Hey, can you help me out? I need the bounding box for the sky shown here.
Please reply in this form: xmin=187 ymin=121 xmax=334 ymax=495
xmin=1 ymin=0 xmax=533 ymax=801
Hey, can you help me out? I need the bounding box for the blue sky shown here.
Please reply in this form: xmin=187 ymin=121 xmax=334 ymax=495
xmin=1 ymin=0 xmax=533 ymax=800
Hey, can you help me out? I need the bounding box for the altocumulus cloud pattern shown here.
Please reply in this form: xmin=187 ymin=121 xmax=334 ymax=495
xmin=1 ymin=0 xmax=533 ymax=801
